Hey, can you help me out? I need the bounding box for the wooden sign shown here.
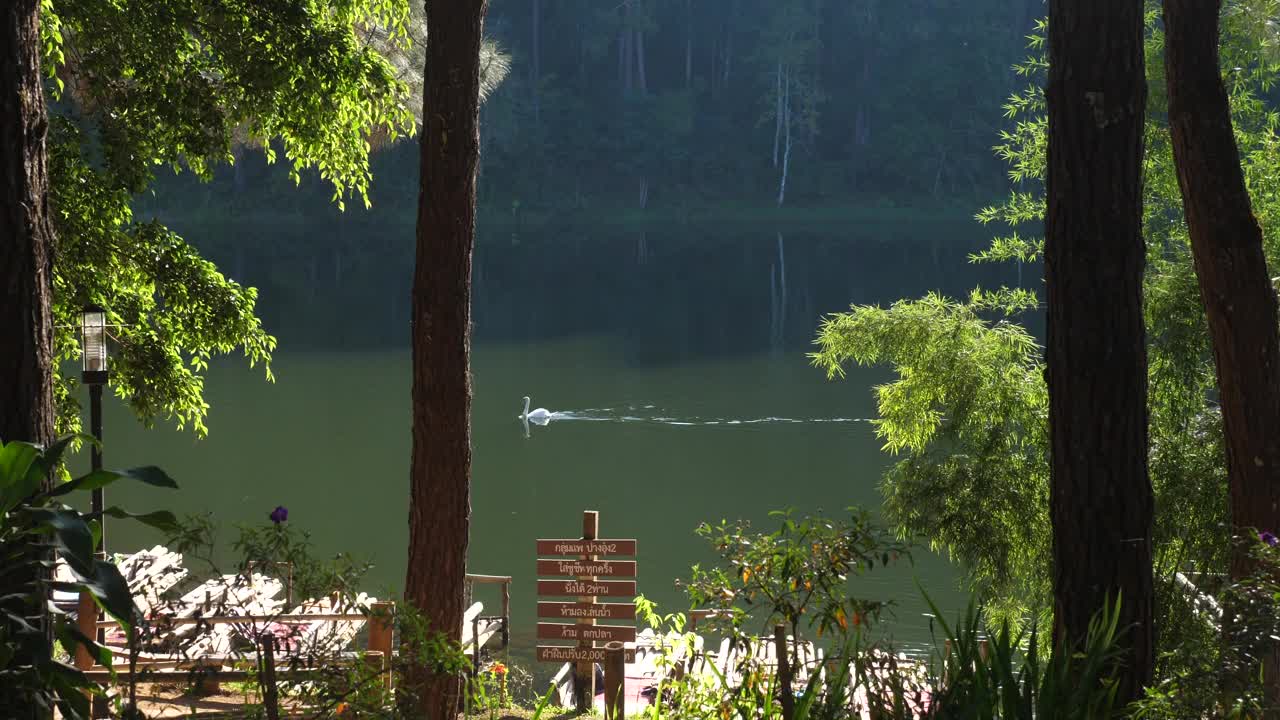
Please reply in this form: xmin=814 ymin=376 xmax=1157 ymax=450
xmin=537 ymin=579 xmax=637 ymax=598
xmin=537 ymin=509 xmax=638 ymax=719
xmin=536 ymin=539 xmax=637 ymax=557
xmin=537 ymin=623 xmax=637 ymax=643
xmin=537 ymin=646 xmax=637 ymax=664
xmin=536 ymin=559 xmax=637 ymax=578
xmin=537 ymin=601 xmax=636 ymax=620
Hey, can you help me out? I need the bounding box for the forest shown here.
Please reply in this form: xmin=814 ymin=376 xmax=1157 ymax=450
xmin=145 ymin=0 xmax=1042 ymax=220
xmin=8 ymin=0 xmax=1280 ymax=719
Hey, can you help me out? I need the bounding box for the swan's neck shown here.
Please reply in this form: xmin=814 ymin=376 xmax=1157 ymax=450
xmin=522 ymin=397 xmax=530 ymax=418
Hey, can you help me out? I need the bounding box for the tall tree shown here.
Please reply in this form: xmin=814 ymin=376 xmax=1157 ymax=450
xmin=0 ymin=0 xmax=55 ymax=449
xmin=1045 ymin=0 xmax=1153 ymax=703
xmin=1163 ymin=0 xmax=1280 ymax=578
xmin=402 ymin=0 xmax=488 ymax=718
xmin=1164 ymin=0 xmax=1280 ymax=700
xmin=1 ymin=6 xmax=57 ymax=717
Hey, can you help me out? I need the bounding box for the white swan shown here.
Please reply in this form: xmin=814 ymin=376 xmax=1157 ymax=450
xmin=520 ymin=396 xmax=553 ymax=425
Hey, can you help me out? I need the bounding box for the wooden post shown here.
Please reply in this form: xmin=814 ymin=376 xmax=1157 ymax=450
xmin=501 ymin=578 xmax=511 ymax=649
xmin=978 ymin=638 xmax=990 ymax=663
xmin=574 ymin=510 xmax=599 ymax=712
xmin=367 ymin=600 xmax=394 ymax=689
xmin=75 ymin=590 xmax=96 ymax=670
xmin=260 ymin=635 xmax=281 ymax=720
xmin=604 ymin=641 xmax=626 ymax=720
xmin=774 ymin=624 xmax=794 ymax=720
xmin=472 ymin=615 xmax=482 ymax=678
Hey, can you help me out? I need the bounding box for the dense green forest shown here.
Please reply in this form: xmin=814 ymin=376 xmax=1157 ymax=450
xmin=142 ymin=0 xmax=1042 ymax=220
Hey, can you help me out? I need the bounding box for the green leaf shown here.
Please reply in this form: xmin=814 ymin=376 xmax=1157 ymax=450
xmin=54 ymin=614 xmax=114 ymax=669
xmin=27 ymin=508 xmax=96 ymax=576
xmin=40 ymin=434 xmax=86 ymax=475
xmin=50 ymin=465 xmax=178 ymax=497
xmin=102 ymin=506 xmax=180 ymax=533
xmin=0 ymin=440 xmax=43 ymax=513
xmin=78 ymin=559 xmax=135 ymax=632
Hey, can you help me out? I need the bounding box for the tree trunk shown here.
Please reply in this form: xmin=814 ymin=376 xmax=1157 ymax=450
xmin=777 ymin=66 xmax=791 ymax=207
xmin=1164 ymin=0 xmax=1280 ymax=575
xmin=685 ymin=0 xmax=693 ymax=90
xmin=0 ymin=0 xmax=55 ymax=450
xmin=402 ymin=0 xmax=487 ymax=718
xmin=1163 ymin=0 xmax=1280 ymax=701
xmin=1045 ymin=0 xmax=1153 ymax=704
xmin=635 ymin=25 xmax=648 ymax=97
xmin=0 ymin=4 xmax=56 ymax=717
xmin=531 ymin=0 xmax=541 ymax=129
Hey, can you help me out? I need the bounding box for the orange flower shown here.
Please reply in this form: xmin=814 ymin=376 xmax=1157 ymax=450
xmin=492 ymin=662 xmax=508 ymax=675
xmin=335 ymin=702 xmax=349 ymax=716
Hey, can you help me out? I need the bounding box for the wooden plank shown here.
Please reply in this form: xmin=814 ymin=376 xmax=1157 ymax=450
xmin=537 ymin=646 xmax=637 ymax=663
xmin=537 ymin=579 xmax=637 ymax=598
xmin=536 ymin=539 xmax=637 ymax=557
xmin=538 ymin=601 xmax=636 ymax=621
xmin=536 ymin=559 xmax=637 ymax=577
xmin=537 ymin=623 xmax=637 ymax=643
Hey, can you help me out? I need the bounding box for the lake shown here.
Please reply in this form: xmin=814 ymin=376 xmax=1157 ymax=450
xmin=86 ymin=212 xmax=1034 ymax=663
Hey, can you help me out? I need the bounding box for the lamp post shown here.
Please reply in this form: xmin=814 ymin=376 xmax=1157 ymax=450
xmin=81 ymin=305 xmax=109 ymax=553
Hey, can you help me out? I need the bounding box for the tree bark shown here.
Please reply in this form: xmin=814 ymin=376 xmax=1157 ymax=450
xmin=1164 ymin=1 xmax=1280 ymax=702
xmin=0 ymin=5 xmax=56 ymax=717
xmin=402 ymin=0 xmax=487 ymax=718
xmin=0 ymin=0 xmax=55 ymax=449
xmin=1045 ymin=0 xmax=1153 ymax=704
xmin=1163 ymin=0 xmax=1280 ymax=577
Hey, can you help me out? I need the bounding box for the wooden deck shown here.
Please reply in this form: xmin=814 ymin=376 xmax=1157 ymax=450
xmin=71 ymin=546 xmax=512 ymax=688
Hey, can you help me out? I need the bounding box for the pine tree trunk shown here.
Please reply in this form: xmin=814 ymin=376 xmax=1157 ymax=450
xmin=403 ymin=1 xmax=487 ymax=718
xmin=1045 ymin=0 xmax=1153 ymax=704
xmin=1163 ymin=0 xmax=1280 ymax=576
xmin=0 ymin=4 xmax=56 ymax=717
xmin=531 ymin=0 xmax=541 ymax=129
xmin=1164 ymin=2 xmax=1280 ymax=700
xmin=0 ymin=0 xmax=54 ymax=449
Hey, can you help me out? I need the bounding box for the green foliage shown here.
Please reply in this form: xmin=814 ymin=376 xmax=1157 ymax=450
xmin=636 ymin=588 xmax=1127 ymax=720
xmin=928 ymin=595 xmax=1126 ymax=719
xmin=40 ymin=0 xmax=429 ymax=438
xmin=0 ymin=435 xmax=178 ymax=718
xmin=812 ymin=296 xmax=1050 ymax=623
xmin=1133 ymin=534 xmax=1280 ymax=718
xmin=685 ymin=508 xmax=911 ymax=640
xmin=809 ymin=1 xmax=1280 ymax=632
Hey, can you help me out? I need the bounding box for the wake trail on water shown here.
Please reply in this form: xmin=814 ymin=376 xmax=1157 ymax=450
xmin=538 ymin=406 xmax=874 ymax=427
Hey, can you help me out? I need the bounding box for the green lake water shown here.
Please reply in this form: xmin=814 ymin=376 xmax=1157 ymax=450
xmin=85 ymin=216 xmax=1035 ymax=662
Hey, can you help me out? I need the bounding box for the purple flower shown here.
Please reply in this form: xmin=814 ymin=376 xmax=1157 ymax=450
xmin=270 ymin=506 xmax=288 ymax=524
xmin=1259 ymin=530 xmax=1278 ymax=547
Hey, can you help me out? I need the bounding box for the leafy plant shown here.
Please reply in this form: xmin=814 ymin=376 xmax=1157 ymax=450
xmin=927 ymin=594 xmax=1126 ymax=719
xmin=0 ymin=435 xmax=177 ymax=718
xmin=685 ymin=508 xmax=911 ymax=642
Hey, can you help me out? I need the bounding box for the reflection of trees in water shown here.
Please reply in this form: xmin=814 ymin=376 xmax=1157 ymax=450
xmin=187 ymin=219 xmax=1030 ymax=359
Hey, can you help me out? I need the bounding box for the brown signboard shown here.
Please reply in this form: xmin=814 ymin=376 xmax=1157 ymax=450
xmin=537 ymin=623 xmax=638 ymax=643
xmin=536 ymin=559 xmax=637 ymax=578
xmin=537 ymin=601 xmax=637 ymax=620
xmin=536 ymin=539 xmax=637 ymax=557
xmin=537 ymin=579 xmax=637 ymax=598
xmin=537 ymin=646 xmax=637 ymax=664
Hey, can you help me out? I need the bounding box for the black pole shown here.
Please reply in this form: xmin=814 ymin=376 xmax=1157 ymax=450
xmin=89 ymin=382 xmax=103 ymax=549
